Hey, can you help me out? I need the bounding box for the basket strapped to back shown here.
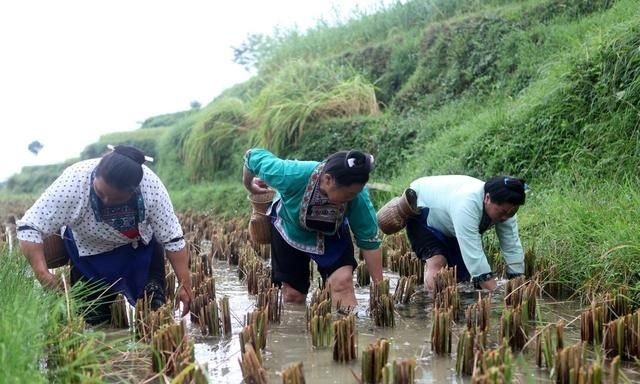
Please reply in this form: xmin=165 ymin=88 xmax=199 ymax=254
xmin=377 ymin=188 xmax=419 ymax=235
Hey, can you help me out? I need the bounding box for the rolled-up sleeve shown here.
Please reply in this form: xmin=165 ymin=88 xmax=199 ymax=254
xmin=244 ymin=148 xmax=313 ymax=197
xmin=495 ymin=217 xmax=525 ymax=275
xmin=347 ymin=188 xmax=381 ymax=250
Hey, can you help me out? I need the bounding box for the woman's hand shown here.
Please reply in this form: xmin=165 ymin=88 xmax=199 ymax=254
xmin=176 ymin=285 xmax=193 ymax=317
xmin=243 ymin=166 xmax=270 ymax=194
xmin=248 ymin=177 xmax=270 ymax=194
xmin=20 ymin=240 xmax=63 ymax=291
xmin=165 ymin=248 xmax=193 ymax=317
xmin=36 ymin=270 xmax=63 ymax=290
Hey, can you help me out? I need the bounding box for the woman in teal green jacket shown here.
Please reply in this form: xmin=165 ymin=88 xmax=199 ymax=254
xmin=243 ymin=148 xmax=383 ymax=308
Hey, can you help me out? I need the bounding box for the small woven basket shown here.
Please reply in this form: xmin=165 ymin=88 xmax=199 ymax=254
xmin=249 ymin=212 xmax=272 ymax=244
xmin=248 ymin=190 xmax=275 ymax=244
xmin=248 ymin=190 xmax=275 ymax=214
xmin=377 ymin=189 xmax=419 ymax=235
xmin=43 ymin=235 xmax=69 ymax=268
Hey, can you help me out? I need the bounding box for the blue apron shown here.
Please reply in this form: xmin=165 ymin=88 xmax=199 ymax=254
xmin=419 ymin=208 xmax=471 ymax=281
xmin=312 ymin=221 xmax=351 ymax=268
xmin=64 ymin=227 xmax=154 ymax=305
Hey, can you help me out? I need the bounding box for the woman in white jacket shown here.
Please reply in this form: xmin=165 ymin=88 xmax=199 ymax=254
xmin=404 ymin=175 xmax=527 ymax=290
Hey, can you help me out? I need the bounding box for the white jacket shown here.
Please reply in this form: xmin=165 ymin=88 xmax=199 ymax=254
xmin=410 ymin=175 xmax=524 ymax=277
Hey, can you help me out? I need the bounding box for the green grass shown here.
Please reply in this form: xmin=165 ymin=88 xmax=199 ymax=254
xmin=183 ymin=97 xmax=249 ymax=181
xmin=0 ymin=251 xmax=51 ymax=383
xmin=0 ymin=249 xmax=151 ymax=383
xmin=169 ymin=180 xmax=248 ymax=217
xmin=155 ymin=114 xmax=198 ymax=189
xmin=0 ymin=161 xmax=76 ymax=195
xmin=140 ymin=109 xmax=196 ymax=129
xmin=466 ymin=6 xmax=640 ymax=181
xmin=518 ymin=177 xmax=640 ymax=299
xmin=238 ymin=0 xmax=523 ymax=75
xmin=80 ymin=127 xmax=169 ymax=163
xmin=248 ymin=60 xmax=379 ymax=156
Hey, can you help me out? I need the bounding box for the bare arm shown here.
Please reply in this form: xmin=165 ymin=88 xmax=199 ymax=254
xmin=361 ymin=248 xmax=383 ymax=284
xmin=165 ymin=247 xmax=193 ymax=317
xmin=19 ymin=240 xmax=61 ymax=289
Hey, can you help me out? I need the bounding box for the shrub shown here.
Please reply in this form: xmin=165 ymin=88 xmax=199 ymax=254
xmin=248 ymin=60 xmax=379 ymax=156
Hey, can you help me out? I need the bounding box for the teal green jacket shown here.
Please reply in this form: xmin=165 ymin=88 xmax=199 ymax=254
xmin=244 ymin=148 xmax=381 ymax=255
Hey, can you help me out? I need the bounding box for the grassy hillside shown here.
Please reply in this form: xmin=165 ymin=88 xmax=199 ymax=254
xmin=2 ymin=0 xmax=639 ymax=297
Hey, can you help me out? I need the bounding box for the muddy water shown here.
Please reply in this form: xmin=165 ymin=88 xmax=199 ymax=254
xmin=189 ymin=257 xmax=637 ymax=384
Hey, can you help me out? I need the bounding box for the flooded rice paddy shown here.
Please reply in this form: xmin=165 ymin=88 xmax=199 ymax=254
xmin=3 ymin=206 xmax=639 ymax=384
xmin=186 ymin=255 xmax=639 ymax=384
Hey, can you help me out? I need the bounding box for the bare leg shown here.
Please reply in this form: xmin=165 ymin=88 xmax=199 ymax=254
xmin=326 ymin=265 xmax=357 ymax=308
xmin=424 ymin=254 xmax=447 ymax=291
xmin=281 ymin=282 xmax=306 ymax=305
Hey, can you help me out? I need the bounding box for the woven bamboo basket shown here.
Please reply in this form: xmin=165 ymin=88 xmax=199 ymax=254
xmin=249 ymin=212 xmax=272 ymax=244
xmin=377 ymin=189 xmax=419 ymax=235
xmin=248 ymin=190 xmax=275 ymax=244
xmin=248 ymin=190 xmax=275 ymax=214
xmin=43 ymin=235 xmax=69 ymax=268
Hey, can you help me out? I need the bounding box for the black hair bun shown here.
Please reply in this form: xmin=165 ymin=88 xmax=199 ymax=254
xmin=345 ymin=150 xmax=373 ymax=171
xmin=504 ymin=177 xmax=526 ymax=191
xmin=114 ymin=145 xmax=146 ymax=165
